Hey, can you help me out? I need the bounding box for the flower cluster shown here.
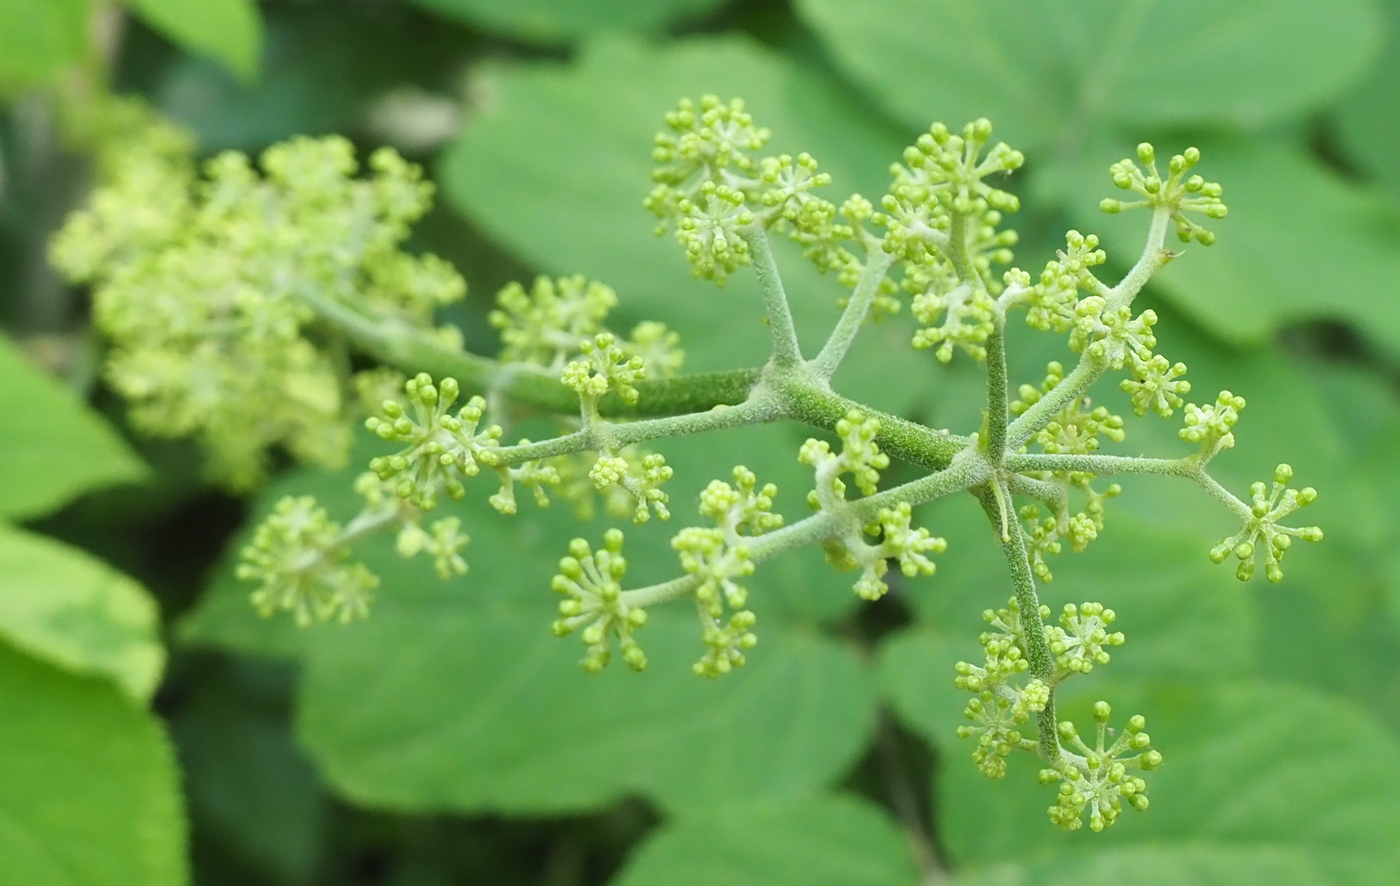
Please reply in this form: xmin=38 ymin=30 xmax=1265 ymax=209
xmin=51 ymin=113 xmax=465 ymax=487
xmin=1101 ymin=144 xmax=1228 ymax=245
xmin=1011 ymin=363 xmax=1125 ymax=578
xmin=1180 ymin=390 xmax=1247 ymax=460
xmin=1210 ymin=463 xmax=1323 ymax=582
xmin=647 ymin=95 xmax=858 ymax=286
xmin=876 ymin=119 xmax=1022 ymax=361
xmin=1041 ymin=703 xmax=1161 ymax=832
xmin=955 ymin=599 xmax=1156 ymax=830
xmin=799 ymin=410 xmax=890 ymax=508
xmin=365 ymin=375 xmax=506 ymax=510
xmin=552 ymin=530 xmax=649 ymax=672
xmin=236 ymin=496 xmax=381 ymax=626
xmin=672 ymin=466 xmax=783 ymax=677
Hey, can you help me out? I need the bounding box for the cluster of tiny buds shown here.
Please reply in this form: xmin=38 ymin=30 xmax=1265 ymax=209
xmin=1042 ymin=702 xmax=1161 ymax=832
xmin=552 ymin=529 xmax=648 ymax=672
xmin=1102 ymin=143 xmax=1227 ymax=245
xmin=1210 ymin=462 xmax=1322 ymax=582
xmin=1180 ymin=390 xmax=1246 ymax=459
xmin=800 ymin=410 xmax=890 ymax=508
xmin=365 ymin=374 xmax=502 ymax=509
xmin=563 ymin=332 xmax=646 ymax=409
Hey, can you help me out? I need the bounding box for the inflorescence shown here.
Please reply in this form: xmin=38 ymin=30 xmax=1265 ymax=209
xmin=56 ymin=89 xmax=1323 ymax=835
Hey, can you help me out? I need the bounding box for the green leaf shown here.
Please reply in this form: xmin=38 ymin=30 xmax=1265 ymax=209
xmin=404 ymin=0 xmax=730 ymax=43
xmin=0 ymin=526 xmax=164 ymax=703
xmin=154 ymin=2 xmax=471 ymax=153
xmin=0 ymin=0 xmax=87 ymax=88
xmin=125 ymin=0 xmax=262 ymax=80
xmin=1056 ymin=138 xmax=1400 ymax=357
xmin=0 ymin=641 xmax=187 ymax=886
xmin=298 ymin=602 xmax=875 ymax=814
xmin=797 ymin=0 xmax=1382 ymax=151
xmin=173 ymin=662 xmax=326 ymax=882
xmin=440 ymin=34 xmax=936 ymax=416
xmin=1336 ymin=1 xmax=1400 ymax=200
xmin=938 ymin=682 xmax=1400 ymax=885
xmin=611 ymin=795 xmax=919 ymax=886
xmin=0 ymin=336 xmax=147 ymax=520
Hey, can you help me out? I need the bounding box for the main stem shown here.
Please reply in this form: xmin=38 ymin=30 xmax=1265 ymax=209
xmin=989 ymin=487 xmax=1060 ymax=763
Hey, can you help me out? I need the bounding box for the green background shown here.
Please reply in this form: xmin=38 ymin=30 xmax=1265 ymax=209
xmin=3 ymin=0 xmax=1399 ymax=883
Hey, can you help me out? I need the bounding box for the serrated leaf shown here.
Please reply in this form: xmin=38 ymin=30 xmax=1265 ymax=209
xmin=404 ymin=0 xmax=729 ymax=44
xmin=0 ymin=0 xmax=87 ymax=88
xmin=0 ymin=336 xmax=147 ymax=520
xmin=937 ymin=682 xmax=1400 ymax=885
xmin=611 ymin=795 xmax=918 ymax=886
xmin=440 ymin=34 xmax=935 ymax=415
xmin=0 ymin=641 xmax=187 ymax=886
xmin=0 ymin=526 xmax=164 ymax=703
xmin=797 ymin=0 xmax=1382 ymax=151
xmin=125 ymin=0 xmax=262 ymax=80
xmin=298 ymin=601 xmax=875 ymax=814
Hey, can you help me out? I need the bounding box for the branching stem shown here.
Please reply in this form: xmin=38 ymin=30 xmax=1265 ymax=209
xmin=811 ymin=246 xmax=897 ymax=379
xmin=742 ymin=225 xmax=804 ymax=369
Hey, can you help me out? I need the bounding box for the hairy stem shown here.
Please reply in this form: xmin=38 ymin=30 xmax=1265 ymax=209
xmin=984 ymin=485 xmax=1060 ymax=763
xmin=300 ymin=287 xmax=761 ymax=416
xmin=743 ymin=226 xmax=804 ymax=368
xmin=1109 ymin=205 xmax=1173 ymax=308
xmin=620 ymin=452 xmax=988 ymax=608
xmin=494 ymin=398 xmax=781 ymax=466
xmin=811 ymin=247 xmax=897 ymax=379
xmin=984 ymin=313 xmax=1011 ymax=461
xmin=1007 ymin=453 xmax=1190 ymax=477
xmin=1004 ymin=355 xmax=1105 ymax=451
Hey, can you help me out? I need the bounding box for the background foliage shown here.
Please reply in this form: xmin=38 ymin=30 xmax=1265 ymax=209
xmin=2 ymin=0 xmax=1399 ymax=883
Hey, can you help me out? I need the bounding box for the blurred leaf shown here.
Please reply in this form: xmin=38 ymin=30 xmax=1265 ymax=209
xmin=611 ymin=795 xmax=918 ymax=886
xmin=405 ymin=0 xmax=729 ymax=43
xmin=797 ymin=0 xmax=1382 ymax=151
xmin=174 ymin=662 xmax=326 ymax=883
xmin=441 ymin=34 xmax=937 ymax=415
xmin=937 ymin=681 xmax=1400 ymax=885
xmin=155 ymin=2 xmax=470 ymax=153
xmin=1337 ymin=1 xmax=1400 ymax=199
xmin=0 ymin=525 xmax=164 ymax=703
xmin=298 ymin=602 xmax=874 ymax=815
xmin=0 ymin=335 xmax=147 ymax=520
xmin=0 ymin=0 xmax=87 ymax=89
xmin=1054 ymin=138 xmax=1400 ymax=358
xmin=125 ymin=0 xmax=262 ymax=80
xmin=0 ymin=640 xmax=186 ymax=886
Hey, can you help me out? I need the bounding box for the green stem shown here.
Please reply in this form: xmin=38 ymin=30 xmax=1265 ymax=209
xmin=494 ymin=398 xmax=780 ymax=466
xmin=299 ymin=288 xmax=761 ymax=417
xmin=984 ymin=485 xmax=1060 ymax=763
xmin=742 ymin=226 xmax=804 ymax=368
xmin=1109 ymin=206 xmax=1173 ymax=308
xmin=1007 ymin=453 xmax=1189 ymax=477
xmin=984 ymin=314 xmax=1010 ymax=461
xmin=811 ymin=247 xmax=897 ymax=379
xmin=772 ymin=373 xmax=969 ymax=473
xmin=619 ymin=452 xmax=988 ymax=609
xmin=1004 ymin=355 xmax=1105 ymax=451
